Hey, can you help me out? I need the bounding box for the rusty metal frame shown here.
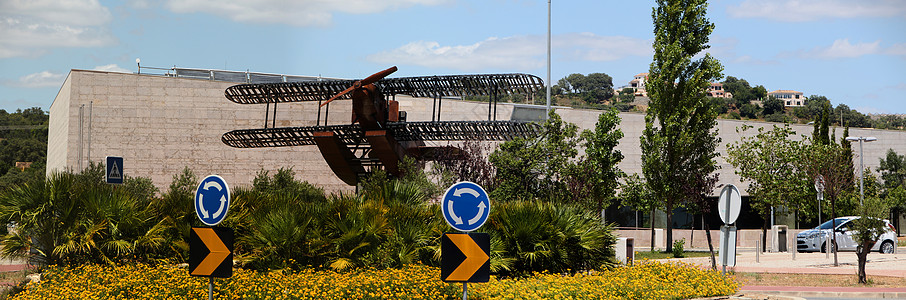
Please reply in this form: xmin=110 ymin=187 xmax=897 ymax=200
xmin=221 ymin=120 xmax=540 ymax=149
xmin=224 ymin=74 xmax=543 ymax=104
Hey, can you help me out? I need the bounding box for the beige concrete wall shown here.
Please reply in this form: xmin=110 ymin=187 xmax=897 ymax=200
xmin=47 ymin=70 xmax=355 ymax=194
xmin=48 ymin=70 xmax=906 ymax=196
xmin=47 ymin=73 xmax=72 ymax=175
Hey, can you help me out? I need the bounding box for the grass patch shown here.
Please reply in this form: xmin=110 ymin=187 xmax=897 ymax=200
xmin=7 ymin=262 xmax=737 ymax=300
xmin=635 ymin=250 xmax=715 ymax=260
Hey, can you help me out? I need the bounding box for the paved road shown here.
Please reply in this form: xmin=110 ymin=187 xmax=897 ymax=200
xmin=663 ymin=247 xmax=906 ymax=299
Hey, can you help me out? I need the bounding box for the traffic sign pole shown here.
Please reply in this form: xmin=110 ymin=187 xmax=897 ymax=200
xmin=441 ymin=182 xmax=491 ymax=300
xmin=208 ymin=277 xmax=213 ymax=300
xmin=193 ymin=175 xmax=233 ymax=300
xmin=718 ymin=184 xmax=741 ymax=275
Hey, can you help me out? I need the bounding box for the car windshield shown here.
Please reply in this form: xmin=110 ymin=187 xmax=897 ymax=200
xmin=817 ymin=218 xmax=849 ymax=230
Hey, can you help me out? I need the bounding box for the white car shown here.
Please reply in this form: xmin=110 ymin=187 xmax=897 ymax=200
xmin=796 ymin=216 xmax=897 ymax=254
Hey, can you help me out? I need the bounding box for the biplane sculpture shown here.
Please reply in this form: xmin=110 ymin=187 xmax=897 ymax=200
xmin=220 ymin=66 xmax=545 ymax=185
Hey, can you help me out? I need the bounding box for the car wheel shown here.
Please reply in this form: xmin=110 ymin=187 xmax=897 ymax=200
xmin=880 ymin=241 xmax=895 ymax=254
xmin=821 ymin=242 xmax=837 ymax=253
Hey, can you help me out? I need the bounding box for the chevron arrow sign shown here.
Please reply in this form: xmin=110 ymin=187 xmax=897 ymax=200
xmin=441 ymin=232 xmax=490 ymax=282
xmin=189 ymin=227 xmax=233 ymax=278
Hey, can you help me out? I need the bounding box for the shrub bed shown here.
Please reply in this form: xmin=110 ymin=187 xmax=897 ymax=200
xmin=9 ymin=261 xmax=736 ymax=300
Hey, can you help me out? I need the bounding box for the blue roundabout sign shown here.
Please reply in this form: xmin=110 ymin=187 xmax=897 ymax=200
xmin=442 ymin=181 xmax=490 ymax=232
xmin=195 ymin=175 xmax=231 ymax=226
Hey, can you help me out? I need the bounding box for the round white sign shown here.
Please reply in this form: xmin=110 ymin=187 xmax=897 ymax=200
xmin=718 ymin=184 xmax=742 ymax=224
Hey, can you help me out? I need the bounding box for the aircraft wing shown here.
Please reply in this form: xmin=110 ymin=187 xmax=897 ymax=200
xmin=376 ymin=74 xmax=544 ymax=98
xmin=388 ymin=121 xmax=542 ymax=142
xmin=223 ymin=74 xmax=543 ymax=105
xmin=221 ymin=120 xmax=540 ymax=148
xmin=221 ymin=124 xmax=366 ymax=148
xmin=224 ymin=80 xmax=357 ymax=104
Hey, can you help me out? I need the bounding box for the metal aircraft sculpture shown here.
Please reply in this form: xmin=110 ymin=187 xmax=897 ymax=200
xmin=221 ymin=66 xmax=544 ymax=185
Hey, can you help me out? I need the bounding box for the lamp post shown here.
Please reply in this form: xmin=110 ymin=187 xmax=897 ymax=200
xmin=845 ymin=136 xmax=877 ymax=205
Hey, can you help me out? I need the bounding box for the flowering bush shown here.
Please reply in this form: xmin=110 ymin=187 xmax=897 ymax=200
xmin=473 ymin=260 xmax=738 ymax=300
xmin=10 ymin=261 xmax=736 ymax=300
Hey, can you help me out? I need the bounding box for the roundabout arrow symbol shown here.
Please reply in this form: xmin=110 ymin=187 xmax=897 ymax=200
xmin=212 ymin=195 xmax=227 ymax=219
xmin=454 ymin=188 xmax=480 ymax=198
xmin=198 ymin=194 xmax=209 ymax=218
xmin=198 ymin=181 xmax=224 ymax=220
xmin=468 ymin=202 xmax=486 ymax=225
xmin=448 ymin=199 xmax=463 ymax=225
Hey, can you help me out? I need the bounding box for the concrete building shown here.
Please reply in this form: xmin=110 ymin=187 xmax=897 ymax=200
xmin=49 ymin=69 xmax=906 ymax=200
xmin=707 ymin=82 xmax=733 ymax=98
xmin=769 ymin=90 xmax=806 ymax=107
xmin=628 ymin=73 xmax=648 ymax=96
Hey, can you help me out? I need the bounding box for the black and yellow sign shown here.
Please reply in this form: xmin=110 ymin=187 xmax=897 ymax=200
xmin=441 ymin=232 xmax=489 ymax=282
xmin=189 ymin=227 xmax=233 ymax=278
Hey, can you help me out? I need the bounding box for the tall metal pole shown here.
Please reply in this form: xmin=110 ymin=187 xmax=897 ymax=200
xmin=208 ymin=277 xmax=213 ymax=300
xmin=545 ymin=0 xmax=551 ymax=119
xmin=859 ymin=139 xmax=864 ymax=205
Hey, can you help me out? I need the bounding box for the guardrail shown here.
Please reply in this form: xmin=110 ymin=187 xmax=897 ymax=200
xmin=135 ymin=64 xmax=343 ymax=85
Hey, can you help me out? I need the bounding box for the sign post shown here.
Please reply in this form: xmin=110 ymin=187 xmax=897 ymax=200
xmin=441 ymin=181 xmax=491 ymax=300
xmin=814 ymin=175 xmax=825 ymax=226
xmin=718 ymin=184 xmax=741 ymax=275
xmin=192 ymin=175 xmax=233 ymax=300
xmin=105 ymin=156 xmax=124 ymax=184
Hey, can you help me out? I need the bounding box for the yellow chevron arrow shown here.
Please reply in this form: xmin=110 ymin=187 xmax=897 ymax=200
xmin=191 ymin=227 xmax=230 ymax=276
xmin=445 ymin=234 xmax=490 ymax=281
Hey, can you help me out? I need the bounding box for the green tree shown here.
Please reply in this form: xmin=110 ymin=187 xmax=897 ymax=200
xmin=728 ymin=124 xmax=808 ymax=247
xmin=641 ymin=0 xmax=723 ymax=252
xmin=851 ymin=197 xmax=890 ymax=284
xmin=721 ymin=76 xmax=753 ymax=105
xmin=490 ymin=111 xmax=579 ymax=203
xmin=762 ymin=96 xmax=784 ymax=116
xmin=879 ymin=149 xmax=906 ymax=190
xmin=619 ymin=174 xmax=662 ymax=251
xmin=752 ymin=85 xmax=768 ymax=100
xmin=557 ymin=73 xmax=615 ymax=103
xmin=739 ymin=103 xmax=759 ymax=119
xmin=431 ymin=140 xmax=496 ymax=190
xmin=812 ymin=98 xmax=832 ymax=145
xmin=572 ymin=109 xmax=624 ymax=213
xmin=804 ymin=141 xmax=854 ymax=266
xmin=619 ymin=88 xmax=636 ymax=103
xmin=0 ymin=107 xmax=49 ymax=185
xmin=879 ymin=149 xmax=906 ymax=230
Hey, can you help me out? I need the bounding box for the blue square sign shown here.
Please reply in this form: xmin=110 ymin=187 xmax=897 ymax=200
xmin=106 ymin=156 xmax=124 ymax=184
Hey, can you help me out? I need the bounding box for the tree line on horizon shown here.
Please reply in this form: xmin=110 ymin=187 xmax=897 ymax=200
xmin=543 ymin=72 xmax=905 ymax=131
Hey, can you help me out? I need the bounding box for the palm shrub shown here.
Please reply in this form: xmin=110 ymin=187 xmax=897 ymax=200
xmin=361 ymin=180 xmax=445 ymax=269
xmin=0 ymin=164 xmax=166 ymax=266
xmin=231 ymin=169 xmax=328 ymax=270
xmin=482 ymin=200 xmax=616 ymax=276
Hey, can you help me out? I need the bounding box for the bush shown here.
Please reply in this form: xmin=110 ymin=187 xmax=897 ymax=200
xmin=672 ymin=239 xmax=685 ymax=258
xmin=483 ymin=200 xmax=617 ymax=276
xmin=0 ymin=163 xmax=172 ymax=266
xmin=9 ymin=261 xmax=737 ymax=300
xmin=232 ymin=173 xmax=442 ymax=271
xmin=728 ymin=111 xmax=741 ymax=119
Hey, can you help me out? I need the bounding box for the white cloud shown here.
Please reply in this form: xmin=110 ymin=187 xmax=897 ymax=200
xmin=165 ymin=0 xmax=449 ymax=26
xmin=727 ymin=0 xmax=906 ymax=21
xmin=556 ymin=33 xmax=652 ymax=62
xmin=0 ymin=0 xmax=115 ymax=58
xmin=807 ymin=39 xmax=881 ymax=58
xmin=886 ymin=43 xmax=906 ymax=56
xmin=368 ymin=33 xmax=650 ymax=71
xmin=4 ymin=71 xmax=67 ymax=88
xmin=93 ymin=64 xmax=132 ymax=73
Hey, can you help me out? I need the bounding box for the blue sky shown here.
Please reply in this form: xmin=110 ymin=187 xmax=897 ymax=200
xmin=1 ymin=0 xmax=905 ymax=114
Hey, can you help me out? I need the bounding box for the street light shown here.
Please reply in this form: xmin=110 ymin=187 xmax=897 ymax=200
xmin=845 ymin=136 xmax=877 ymax=205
